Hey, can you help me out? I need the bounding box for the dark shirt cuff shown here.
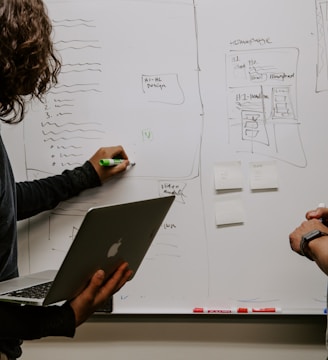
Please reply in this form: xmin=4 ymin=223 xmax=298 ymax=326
xmin=39 ymin=302 xmax=76 ymax=338
xmin=62 ymin=161 xmax=101 ymax=191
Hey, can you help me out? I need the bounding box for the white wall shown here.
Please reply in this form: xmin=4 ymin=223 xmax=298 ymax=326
xmin=21 ymin=316 xmax=327 ymax=360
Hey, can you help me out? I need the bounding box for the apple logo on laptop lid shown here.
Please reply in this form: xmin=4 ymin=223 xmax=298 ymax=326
xmin=107 ymin=238 xmax=122 ymax=259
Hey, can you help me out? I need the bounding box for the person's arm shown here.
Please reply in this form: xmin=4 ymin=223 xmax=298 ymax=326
xmin=16 ymin=161 xmax=100 ymax=220
xmin=16 ymin=146 xmax=130 ymax=220
xmin=289 ymin=207 xmax=328 ymax=275
xmin=0 ymin=299 xmax=75 ymax=340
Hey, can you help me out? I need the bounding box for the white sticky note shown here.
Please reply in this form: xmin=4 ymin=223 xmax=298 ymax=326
xmin=214 ymin=161 xmax=243 ymax=190
xmin=215 ymin=194 xmax=245 ymax=226
xmin=249 ymin=161 xmax=278 ymax=190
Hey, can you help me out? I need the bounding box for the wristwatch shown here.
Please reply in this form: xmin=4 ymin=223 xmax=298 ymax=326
xmin=300 ymin=229 xmax=328 ymax=261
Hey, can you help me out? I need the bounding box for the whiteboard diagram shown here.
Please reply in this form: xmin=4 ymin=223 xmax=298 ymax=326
xmin=226 ymin=48 xmax=307 ymax=167
xmin=24 ymin=1 xmax=203 ymax=181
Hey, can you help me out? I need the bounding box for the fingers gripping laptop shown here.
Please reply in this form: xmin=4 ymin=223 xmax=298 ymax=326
xmin=0 ymin=196 xmax=175 ymax=306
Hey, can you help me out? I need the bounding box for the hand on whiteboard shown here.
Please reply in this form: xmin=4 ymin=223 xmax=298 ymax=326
xmin=88 ymin=146 xmax=130 ymax=183
xmin=289 ymin=217 xmax=328 ymax=275
xmin=69 ymin=262 xmax=133 ymax=327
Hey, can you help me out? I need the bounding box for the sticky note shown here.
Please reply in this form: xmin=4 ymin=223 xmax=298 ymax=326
xmin=214 ymin=161 xmax=243 ymax=190
xmin=215 ymin=194 xmax=245 ymax=226
xmin=249 ymin=161 xmax=278 ymax=190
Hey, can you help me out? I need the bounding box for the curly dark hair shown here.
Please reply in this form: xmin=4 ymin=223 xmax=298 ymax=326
xmin=0 ymin=0 xmax=61 ymax=123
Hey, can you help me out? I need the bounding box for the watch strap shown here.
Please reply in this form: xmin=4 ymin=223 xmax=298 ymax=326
xmin=300 ymin=230 xmax=328 ymax=261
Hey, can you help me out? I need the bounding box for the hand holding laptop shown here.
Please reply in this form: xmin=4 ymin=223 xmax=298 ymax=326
xmin=70 ymin=262 xmax=133 ymax=326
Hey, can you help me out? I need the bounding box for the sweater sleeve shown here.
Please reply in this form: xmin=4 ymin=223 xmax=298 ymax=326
xmin=16 ymin=161 xmax=101 ymax=220
xmin=0 ymin=301 xmax=75 ymax=340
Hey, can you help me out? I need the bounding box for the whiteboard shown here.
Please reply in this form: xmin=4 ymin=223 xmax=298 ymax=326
xmin=3 ymin=0 xmax=328 ymax=314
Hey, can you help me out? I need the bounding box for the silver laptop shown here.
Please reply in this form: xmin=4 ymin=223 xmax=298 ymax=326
xmin=0 ymin=195 xmax=175 ymax=306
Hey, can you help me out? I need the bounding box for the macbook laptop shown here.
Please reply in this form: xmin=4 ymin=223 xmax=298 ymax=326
xmin=0 ymin=195 xmax=175 ymax=306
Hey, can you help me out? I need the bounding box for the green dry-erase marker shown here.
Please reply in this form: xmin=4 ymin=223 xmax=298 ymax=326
xmin=99 ymin=159 xmax=136 ymax=167
xmin=99 ymin=159 xmax=124 ymax=166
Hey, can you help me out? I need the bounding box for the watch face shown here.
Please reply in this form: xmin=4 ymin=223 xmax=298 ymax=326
xmin=301 ymin=229 xmax=328 ymax=260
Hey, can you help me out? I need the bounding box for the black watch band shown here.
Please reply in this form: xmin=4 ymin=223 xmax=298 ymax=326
xmin=300 ymin=229 xmax=328 ymax=261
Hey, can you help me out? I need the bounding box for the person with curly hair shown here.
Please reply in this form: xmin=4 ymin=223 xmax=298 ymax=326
xmin=0 ymin=1 xmax=133 ymax=359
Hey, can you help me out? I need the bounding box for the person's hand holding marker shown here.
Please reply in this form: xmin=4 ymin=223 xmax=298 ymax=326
xmin=88 ymin=146 xmax=135 ymax=184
